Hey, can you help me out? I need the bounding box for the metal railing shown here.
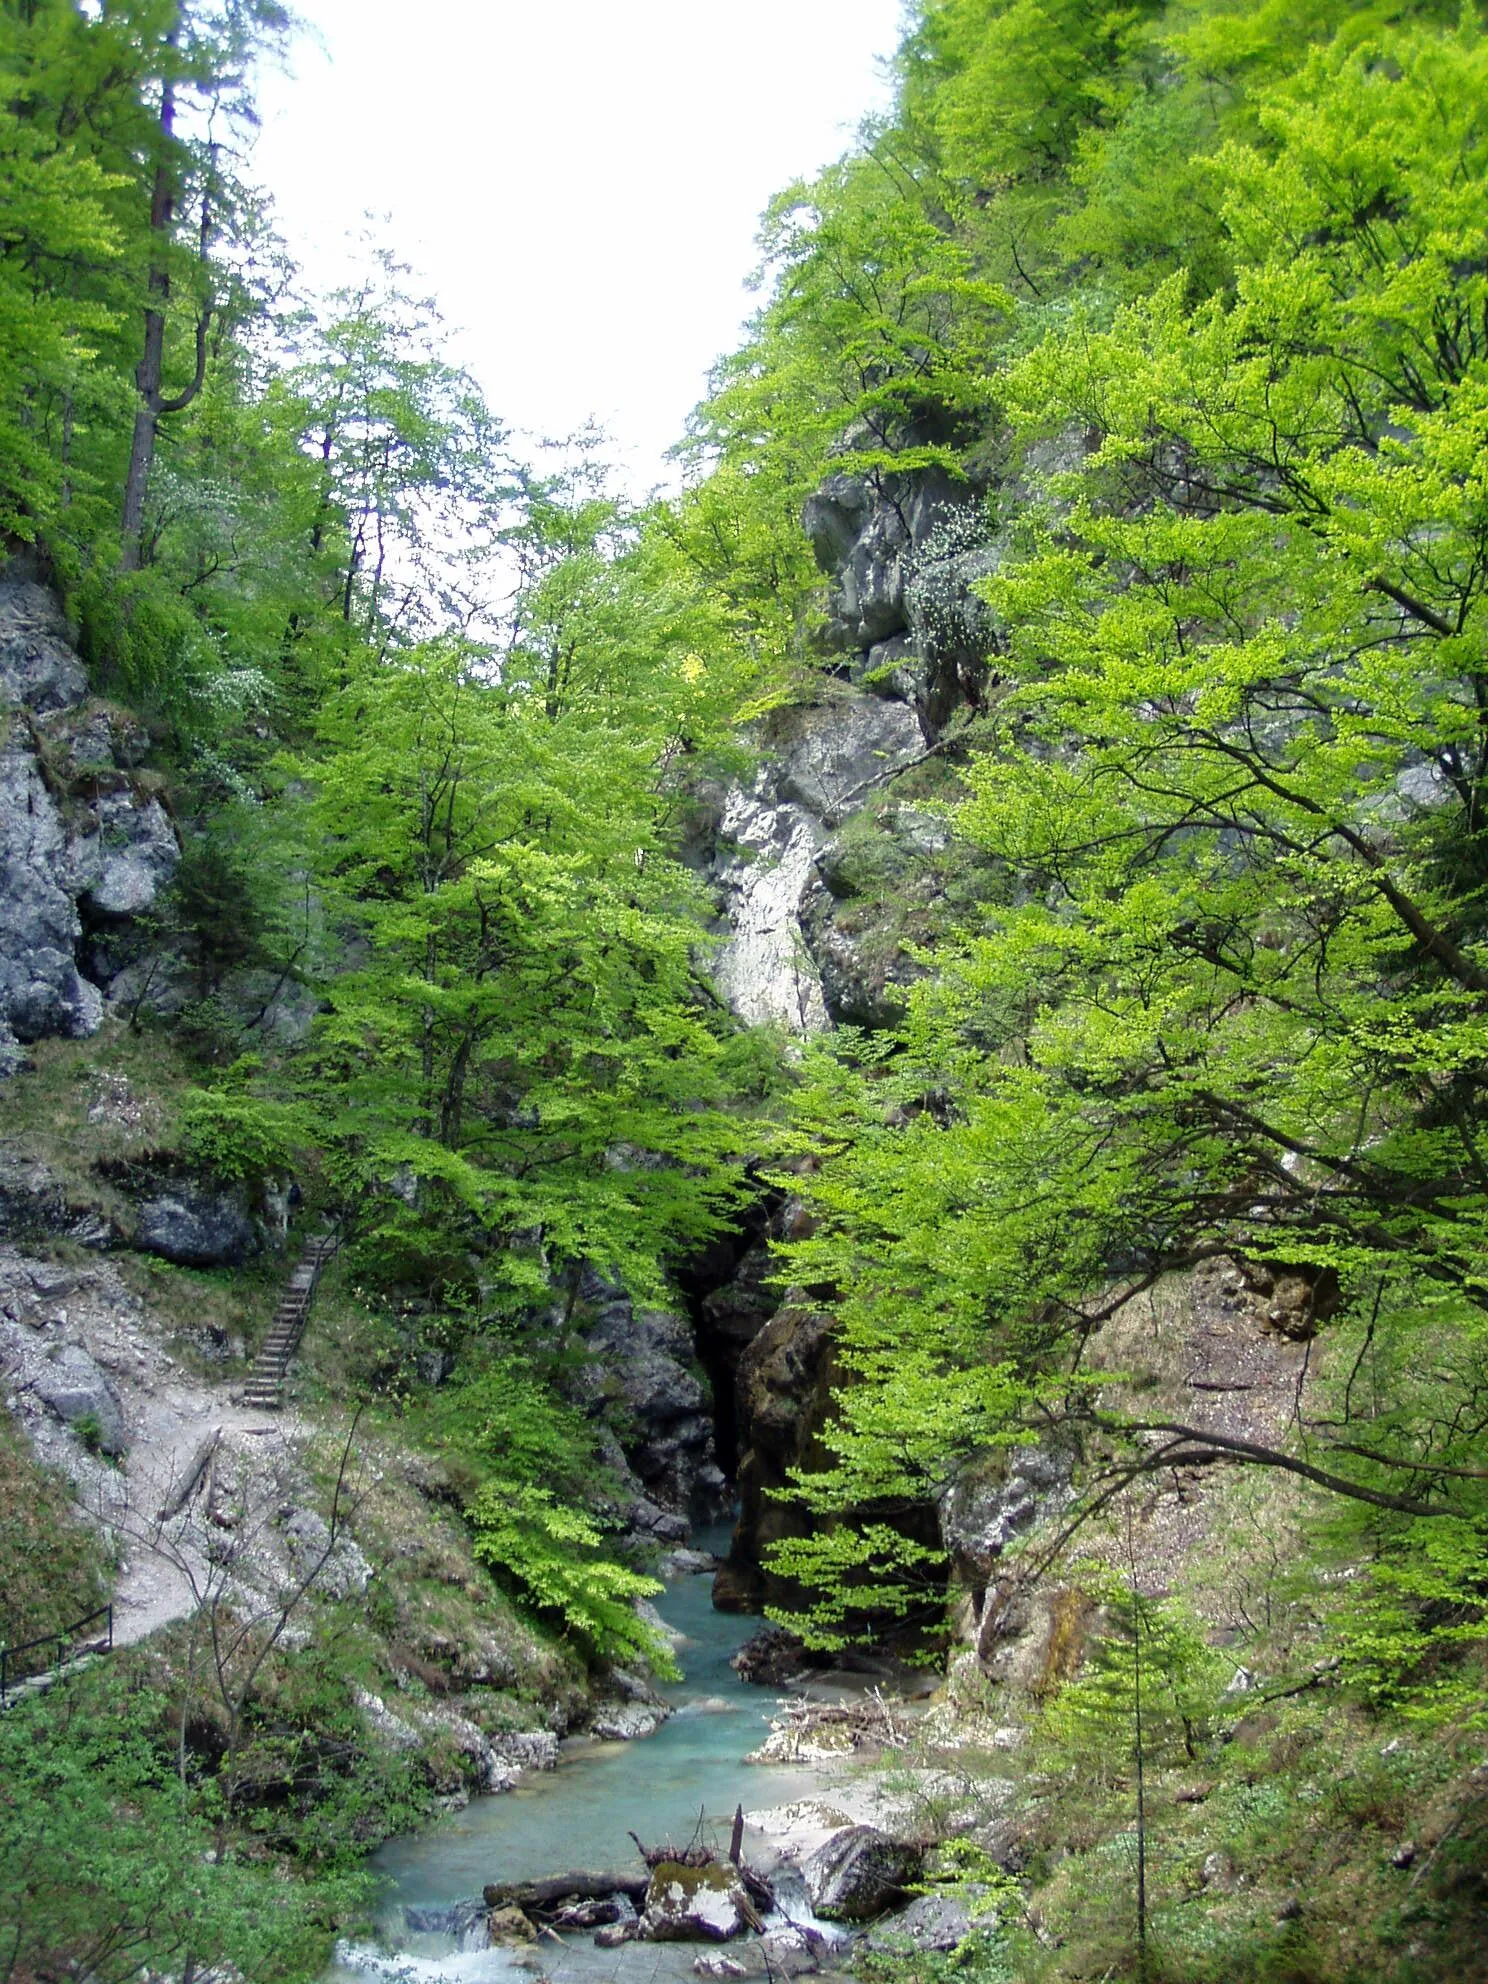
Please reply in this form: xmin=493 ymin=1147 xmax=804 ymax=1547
xmin=0 ymin=1603 xmax=113 ymax=1708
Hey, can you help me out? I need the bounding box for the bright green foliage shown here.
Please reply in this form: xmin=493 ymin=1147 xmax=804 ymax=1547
xmin=0 ymin=1 xmax=289 ymax=558
xmin=0 ymin=1676 xmax=356 ymax=1984
xmin=177 ymin=1086 xmax=310 ymax=1184
xmin=278 ymin=444 xmax=768 ymax=1305
xmin=417 ymin=1363 xmax=675 ymax=1672
xmin=755 ymin=6 xmax=1488 ymax=1721
xmin=1038 ymin=1579 xmax=1227 ymax=1781
xmin=468 ymin=1482 xmax=675 ymax=1675
xmin=296 ymin=614 xmax=749 ymax=1302
xmin=0 ymin=11 xmax=123 ymax=539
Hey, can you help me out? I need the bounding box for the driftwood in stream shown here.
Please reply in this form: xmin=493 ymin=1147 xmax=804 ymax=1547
xmin=629 ymin=1829 xmax=713 ymax=1870
xmin=482 ymin=1871 xmax=650 ymax=1916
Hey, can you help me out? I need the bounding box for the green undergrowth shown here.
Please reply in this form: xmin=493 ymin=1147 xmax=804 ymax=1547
xmin=115 ymin=1249 xmax=283 ymax=1372
xmin=0 ymin=1024 xmax=195 ymax=1214
xmin=876 ymin=1653 xmax=1488 ymax=1984
xmin=0 ymin=1668 xmax=366 ymax=1984
xmin=0 ymin=1414 xmax=112 ymax=1659
xmin=1030 ymin=1704 xmax=1484 ymax=1982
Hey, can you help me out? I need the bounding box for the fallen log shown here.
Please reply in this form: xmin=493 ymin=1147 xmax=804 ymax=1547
xmin=156 ymin=1428 xmax=222 ymax=1522
xmin=482 ymin=1871 xmax=650 ymax=1915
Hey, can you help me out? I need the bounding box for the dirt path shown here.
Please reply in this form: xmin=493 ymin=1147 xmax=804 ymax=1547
xmin=111 ymin=1388 xmax=306 ymax=1645
xmin=1 ymin=1244 xmax=311 ymax=1647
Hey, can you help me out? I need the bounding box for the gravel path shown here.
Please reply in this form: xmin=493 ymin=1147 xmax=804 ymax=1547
xmin=1 ymin=1244 xmax=310 ymax=1646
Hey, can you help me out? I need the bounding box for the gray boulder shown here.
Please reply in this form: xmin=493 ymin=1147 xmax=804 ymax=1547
xmin=32 ymin=1344 xmax=126 ymax=1454
xmin=862 ymin=1892 xmax=982 ymax=1953
xmin=626 ymin=1495 xmax=690 ymax=1544
xmin=280 ymin=1505 xmax=372 ymax=1599
xmin=803 ymin=1826 xmax=924 ymax=1921
xmin=135 ymin=1186 xmax=258 ymax=1267
xmin=641 ymin=1862 xmax=748 ymax=1941
xmin=0 ymin=581 xmax=87 ymax=713
xmin=0 ymin=1152 xmax=115 ymax=1246
xmin=73 ymin=790 xmax=178 ymax=919
xmin=658 ymin=1546 xmax=720 ymax=1578
xmin=489 ymin=1728 xmax=559 ymax=1771
xmin=590 ymin=1698 xmax=671 ymax=1741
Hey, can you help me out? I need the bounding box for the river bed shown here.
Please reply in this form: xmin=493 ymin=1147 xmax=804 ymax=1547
xmin=334 ymin=1530 xmax=871 ymax=1984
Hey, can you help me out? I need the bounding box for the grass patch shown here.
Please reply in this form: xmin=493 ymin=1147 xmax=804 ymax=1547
xmin=113 ymin=1250 xmax=281 ymax=1372
xmin=0 ymin=1414 xmax=112 ymax=1661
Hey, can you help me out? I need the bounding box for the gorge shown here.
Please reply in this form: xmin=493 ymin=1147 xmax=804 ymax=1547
xmin=5 ymin=4 xmax=1488 ymax=1983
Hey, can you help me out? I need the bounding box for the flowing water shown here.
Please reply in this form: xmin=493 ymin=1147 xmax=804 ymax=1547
xmin=334 ymin=1528 xmax=850 ymax=1984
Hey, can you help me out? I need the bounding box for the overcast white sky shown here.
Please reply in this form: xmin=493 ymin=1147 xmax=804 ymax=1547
xmin=253 ymin=1 xmax=905 ymax=493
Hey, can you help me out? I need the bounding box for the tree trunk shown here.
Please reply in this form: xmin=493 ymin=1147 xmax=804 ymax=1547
xmin=119 ymin=51 xmax=177 ymax=572
xmin=120 ymin=10 xmax=211 ymax=571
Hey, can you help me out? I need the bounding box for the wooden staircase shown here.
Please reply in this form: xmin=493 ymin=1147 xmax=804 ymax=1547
xmin=241 ymin=1233 xmax=338 ymax=1411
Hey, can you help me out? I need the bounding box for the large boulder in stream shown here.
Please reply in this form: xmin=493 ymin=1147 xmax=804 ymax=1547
xmin=641 ymin=1861 xmax=750 ymax=1941
xmin=803 ymin=1825 xmax=924 ymax=1920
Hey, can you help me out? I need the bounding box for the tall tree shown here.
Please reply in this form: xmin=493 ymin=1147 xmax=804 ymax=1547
xmin=118 ymin=0 xmax=288 ymax=569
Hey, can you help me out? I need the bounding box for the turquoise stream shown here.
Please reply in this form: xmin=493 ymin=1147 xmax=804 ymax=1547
xmin=339 ymin=1528 xmax=835 ymax=1981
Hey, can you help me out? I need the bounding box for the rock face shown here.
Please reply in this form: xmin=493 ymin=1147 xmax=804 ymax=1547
xmin=571 ymin=1268 xmax=723 ymax=1521
xmin=713 ymin=1299 xmax=847 ymax=1615
xmin=134 ymin=1185 xmax=259 ymax=1268
xmin=0 ymin=725 xmax=103 ymax=1065
xmin=700 ymin=456 xmax=1011 ymax=1048
xmin=0 ymin=579 xmax=88 ymax=713
xmin=73 ymin=790 xmax=179 ymax=920
xmin=589 ymin=1697 xmax=671 ymax=1741
xmin=802 ymin=467 xmax=996 ymax=732
xmin=691 ymin=459 xmax=1014 ymax=1611
xmin=0 ymin=574 xmax=179 ymax=1075
xmin=710 ymin=696 xmax=925 ymax=1035
xmin=938 ymin=1446 xmax=1075 ymax=1588
xmin=802 ymin=1826 xmax=924 ymax=1921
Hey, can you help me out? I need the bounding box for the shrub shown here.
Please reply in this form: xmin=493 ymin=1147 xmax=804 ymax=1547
xmin=178 ymin=1089 xmax=312 ymax=1186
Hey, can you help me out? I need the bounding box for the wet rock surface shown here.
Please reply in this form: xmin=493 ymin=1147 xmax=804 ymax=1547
xmin=803 ymin=1825 xmax=924 ymax=1921
xmin=731 ymin=1624 xmax=810 ymax=1687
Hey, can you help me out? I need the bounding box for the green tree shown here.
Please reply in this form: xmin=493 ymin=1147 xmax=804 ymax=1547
xmin=0 ymin=1676 xmax=355 ymax=1984
xmin=764 ymin=11 xmax=1488 ymax=1714
xmin=296 ymin=558 xmax=752 ymax=1301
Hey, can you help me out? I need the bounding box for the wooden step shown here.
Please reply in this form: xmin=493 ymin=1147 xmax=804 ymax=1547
xmin=238 ymin=1234 xmax=336 ymax=1412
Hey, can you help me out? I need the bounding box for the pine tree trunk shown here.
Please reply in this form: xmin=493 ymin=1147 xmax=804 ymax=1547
xmin=119 ymin=52 xmax=177 ymax=572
